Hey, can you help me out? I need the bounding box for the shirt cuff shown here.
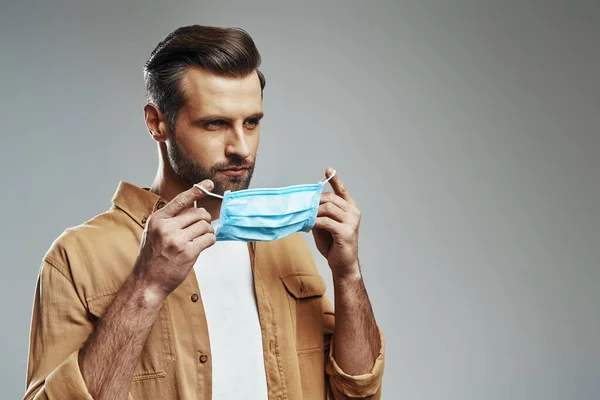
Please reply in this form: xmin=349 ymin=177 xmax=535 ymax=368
xmin=45 ymin=349 xmax=94 ymax=399
xmin=326 ymin=325 xmax=385 ymax=398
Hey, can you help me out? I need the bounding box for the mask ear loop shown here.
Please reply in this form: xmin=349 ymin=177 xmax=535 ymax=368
xmin=193 ymin=184 xmax=224 ymax=208
xmin=319 ymin=169 xmax=336 ymax=184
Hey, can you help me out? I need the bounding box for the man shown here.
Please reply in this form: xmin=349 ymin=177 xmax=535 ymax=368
xmin=25 ymin=25 xmax=384 ymax=399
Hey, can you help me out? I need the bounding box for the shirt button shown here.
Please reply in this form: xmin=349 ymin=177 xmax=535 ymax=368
xmin=191 ymin=293 xmax=199 ymax=302
xmin=157 ymin=201 xmax=166 ymax=209
xmin=141 ymin=216 xmax=148 ymax=224
xmin=199 ymin=354 xmax=208 ymax=363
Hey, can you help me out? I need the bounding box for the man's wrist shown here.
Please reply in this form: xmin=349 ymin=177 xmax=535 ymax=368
xmin=129 ymin=270 xmax=168 ymax=309
xmin=140 ymin=283 xmax=167 ymax=309
xmin=332 ymin=262 xmax=362 ymax=285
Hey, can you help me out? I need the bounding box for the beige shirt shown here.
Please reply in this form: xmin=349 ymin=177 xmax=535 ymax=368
xmin=25 ymin=182 xmax=385 ymax=399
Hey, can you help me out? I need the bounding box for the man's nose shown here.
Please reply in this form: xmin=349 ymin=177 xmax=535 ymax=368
xmin=225 ymin=125 xmax=250 ymax=160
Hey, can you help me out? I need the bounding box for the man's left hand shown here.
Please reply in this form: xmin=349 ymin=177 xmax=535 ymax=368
xmin=312 ymin=168 xmax=362 ymax=280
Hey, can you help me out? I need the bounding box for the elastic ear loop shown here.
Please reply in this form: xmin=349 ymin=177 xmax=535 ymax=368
xmin=193 ymin=184 xmax=224 ymax=208
xmin=319 ymin=169 xmax=336 ymax=184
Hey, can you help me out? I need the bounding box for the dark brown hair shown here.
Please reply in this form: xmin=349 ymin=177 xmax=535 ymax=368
xmin=143 ymin=25 xmax=266 ymax=132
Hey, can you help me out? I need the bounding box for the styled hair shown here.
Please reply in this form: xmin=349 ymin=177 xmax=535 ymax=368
xmin=143 ymin=25 xmax=266 ymax=132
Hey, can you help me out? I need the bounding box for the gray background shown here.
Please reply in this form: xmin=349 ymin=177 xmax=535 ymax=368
xmin=1 ymin=0 xmax=599 ymax=399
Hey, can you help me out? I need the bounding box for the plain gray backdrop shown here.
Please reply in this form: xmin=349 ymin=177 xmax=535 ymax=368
xmin=1 ymin=0 xmax=599 ymax=399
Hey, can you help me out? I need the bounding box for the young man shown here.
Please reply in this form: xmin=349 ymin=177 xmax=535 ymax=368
xmin=25 ymin=25 xmax=384 ymax=400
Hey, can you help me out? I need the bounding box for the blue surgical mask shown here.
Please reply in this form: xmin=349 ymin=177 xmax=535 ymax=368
xmin=194 ymin=171 xmax=335 ymax=242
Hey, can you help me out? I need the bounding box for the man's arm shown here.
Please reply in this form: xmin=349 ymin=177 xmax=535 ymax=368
xmin=24 ymin=259 xmax=165 ymax=400
xmin=321 ymin=278 xmax=385 ymax=400
xmin=25 ymin=181 xmax=216 ymax=400
xmin=313 ymin=168 xmax=385 ymax=398
xmin=332 ymin=268 xmax=380 ymax=375
xmin=24 ymin=255 xmax=170 ymax=400
xmin=77 ymin=272 xmax=164 ymax=399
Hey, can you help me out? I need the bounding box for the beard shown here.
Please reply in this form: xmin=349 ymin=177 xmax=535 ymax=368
xmin=167 ymin=134 xmax=255 ymax=196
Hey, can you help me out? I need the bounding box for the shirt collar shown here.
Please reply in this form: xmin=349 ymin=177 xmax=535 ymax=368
xmin=111 ymin=181 xmax=168 ymax=228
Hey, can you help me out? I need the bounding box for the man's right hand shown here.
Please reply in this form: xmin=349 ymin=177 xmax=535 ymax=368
xmin=133 ymin=179 xmax=216 ymax=298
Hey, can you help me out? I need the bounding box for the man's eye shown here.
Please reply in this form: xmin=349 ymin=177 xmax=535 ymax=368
xmin=245 ymin=119 xmax=259 ymax=128
xmin=205 ymin=120 xmax=224 ymax=129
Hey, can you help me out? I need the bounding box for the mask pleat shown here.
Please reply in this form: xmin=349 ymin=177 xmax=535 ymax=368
xmin=214 ymin=180 xmax=326 ymax=242
xmin=216 ymin=221 xmax=308 ymax=242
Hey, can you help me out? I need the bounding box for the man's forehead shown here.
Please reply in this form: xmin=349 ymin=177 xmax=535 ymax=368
xmin=180 ymin=67 xmax=262 ymax=113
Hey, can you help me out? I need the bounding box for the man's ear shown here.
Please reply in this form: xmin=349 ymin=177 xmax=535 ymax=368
xmin=144 ymin=103 xmax=170 ymax=142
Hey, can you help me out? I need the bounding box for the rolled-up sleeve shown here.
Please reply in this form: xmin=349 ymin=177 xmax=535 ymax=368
xmin=322 ymin=296 xmax=385 ymax=399
xmin=24 ymin=259 xmax=94 ymax=400
xmin=326 ymin=328 xmax=385 ymax=399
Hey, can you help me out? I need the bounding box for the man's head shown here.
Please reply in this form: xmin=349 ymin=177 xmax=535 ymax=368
xmin=143 ymin=25 xmax=265 ymax=195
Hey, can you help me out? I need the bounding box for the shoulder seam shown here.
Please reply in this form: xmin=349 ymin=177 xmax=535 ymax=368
xmin=44 ymin=256 xmax=74 ymax=284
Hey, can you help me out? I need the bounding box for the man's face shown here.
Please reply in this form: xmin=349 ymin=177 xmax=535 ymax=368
xmin=167 ymin=67 xmax=263 ymax=196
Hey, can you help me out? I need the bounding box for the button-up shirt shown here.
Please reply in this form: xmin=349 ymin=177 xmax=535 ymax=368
xmin=25 ymin=182 xmax=385 ymax=399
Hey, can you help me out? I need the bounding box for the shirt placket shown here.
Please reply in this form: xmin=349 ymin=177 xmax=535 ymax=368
xmin=249 ymin=242 xmax=287 ymax=400
xmin=173 ymin=269 xmax=213 ymax=400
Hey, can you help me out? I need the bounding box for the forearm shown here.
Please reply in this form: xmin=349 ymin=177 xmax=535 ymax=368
xmin=78 ymin=271 xmax=165 ymax=400
xmin=333 ymin=266 xmax=380 ymax=375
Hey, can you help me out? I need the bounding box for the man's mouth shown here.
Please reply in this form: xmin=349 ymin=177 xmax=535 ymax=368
xmin=219 ymin=167 xmax=249 ymax=177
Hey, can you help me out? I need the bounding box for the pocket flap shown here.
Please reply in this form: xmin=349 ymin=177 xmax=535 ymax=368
xmin=87 ymin=292 xmax=118 ymax=318
xmin=281 ymin=274 xmax=326 ymax=299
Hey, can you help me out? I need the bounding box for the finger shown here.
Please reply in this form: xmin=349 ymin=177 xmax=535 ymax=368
xmin=317 ymin=202 xmax=346 ymax=223
xmin=319 ymin=192 xmax=351 ymax=211
xmin=160 ymin=180 xmax=214 ymax=218
xmin=183 ymin=219 xmax=214 ymax=241
xmin=190 ymin=231 xmax=217 ymax=251
xmin=325 ymin=168 xmax=356 ymax=206
xmin=313 ymin=216 xmax=345 ymax=236
xmin=173 ymin=207 xmax=212 ymax=229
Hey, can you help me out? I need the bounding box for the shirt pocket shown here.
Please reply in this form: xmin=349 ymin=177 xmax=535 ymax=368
xmin=86 ymin=291 xmax=176 ymax=381
xmin=281 ymin=274 xmax=327 ymax=352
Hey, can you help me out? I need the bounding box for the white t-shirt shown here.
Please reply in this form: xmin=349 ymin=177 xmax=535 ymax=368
xmin=193 ymin=220 xmax=268 ymax=399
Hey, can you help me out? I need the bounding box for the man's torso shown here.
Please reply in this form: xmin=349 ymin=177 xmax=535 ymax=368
xmin=29 ymin=182 xmax=333 ymax=399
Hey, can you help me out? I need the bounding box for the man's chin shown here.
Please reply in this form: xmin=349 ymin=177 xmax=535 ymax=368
xmin=213 ymin=176 xmax=251 ymax=194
